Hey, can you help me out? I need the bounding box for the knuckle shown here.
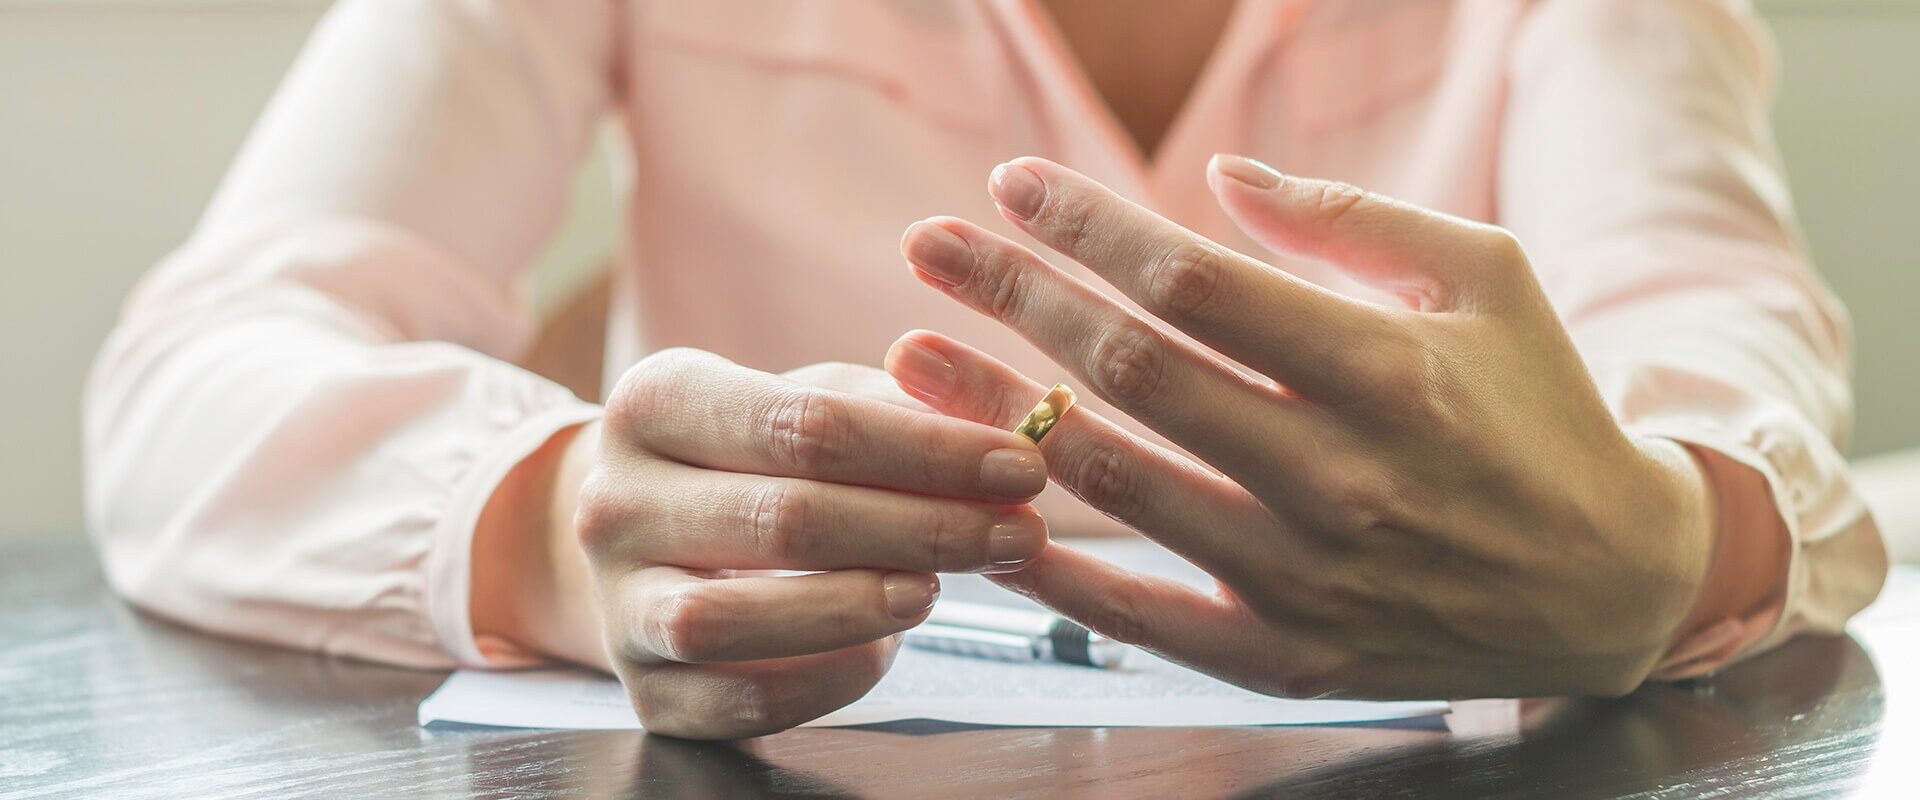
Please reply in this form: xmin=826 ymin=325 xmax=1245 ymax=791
xmin=763 ymin=390 xmax=845 ymax=474
xmin=610 ymin=347 xmax=701 ymax=420
xmin=572 ymin=473 xmax=623 ymax=553
xmin=905 ymin=419 xmax=954 ymax=491
xmin=1318 ymin=468 xmax=1395 ymax=536
xmin=653 ymin=586 xmax=719 ymax=663
xmin=1460 ymin=224 xmax=1533 ymax=303
xmin=604 ymin=373 xmax=659 ymax=434
xmin=1089 ymin=323 xmax=1170 ymax=409
xmin=746 ymin=482 xmax=812 ymax=563
xmin=1310 ymin=181 xmax=1369 ymax=233
xmin=980 ymin=379 xmax=1032 ymax=430
xmin=1147 ymin=242 xmax=1228 ymax=321
xmin=1043 ymin=190 xmax=1103 ymax=256
xmin=922 ymin=507 xmax=972 ymax=572
xmin=1063 ymin=443 xmax=1145 ymax=524
xmin=976 ymin=248 xmax=1031 ymax=323
xmin=1479 ymin=225 xmax=1528 ymax=270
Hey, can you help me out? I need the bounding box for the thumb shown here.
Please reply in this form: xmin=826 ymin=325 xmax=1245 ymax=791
xmin=1205 ymin=153 xmax=1525 ymax=312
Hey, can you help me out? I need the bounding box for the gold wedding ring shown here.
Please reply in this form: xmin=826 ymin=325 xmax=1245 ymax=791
xmin=1013 ymin=384 xmax=1076 ymax=444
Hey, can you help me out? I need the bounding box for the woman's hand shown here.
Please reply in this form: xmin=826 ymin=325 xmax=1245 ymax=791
xmin=884 ymin=155 xmax=1721 ymax=699
xmin=498 ymin=349 xmax=1050 ymax=739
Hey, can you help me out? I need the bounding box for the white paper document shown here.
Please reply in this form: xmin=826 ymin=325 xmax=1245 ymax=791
xmin=420 ymin=539 xmax=1451 ymax=730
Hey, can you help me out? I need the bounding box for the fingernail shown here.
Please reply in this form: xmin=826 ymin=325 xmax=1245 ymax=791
xmin=1213 ymin=153 xmax=1281 ymax=190
xmin=979 ymin=448 xmax=1046 ymax=499
xmin=884 ymin=572 xmax=939 ymax=619
xmin=887 ymin=339 xmax=957 ymax=400
xmin=989 ymin=163 xmax=1046 ymax=220
xmin=986 ymin=514 xmax=1048 ymax=572
xmin=902 ymin=221 xmax=974 ymax=286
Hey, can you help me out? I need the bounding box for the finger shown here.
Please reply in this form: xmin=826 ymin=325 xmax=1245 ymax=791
xmin=609 ymin=348 xmax=1046 ymax=502
xmin=610 ymin=566 xmax=938 ymax=665
xmin=622 ymin=639 xmax=898 ymax=739
xmin=885 ymin=330 xmax=1279 ymax=588
xmin=987 ymin=156 xmax=1400 ymax=396
xmin=991 ymin=543 xmax=1348 ymax=700
xmin=1205 ymin=153 xmax=1534 ymax=313
xmin=986 ymin=543 xmax=1256 ymax=675
xmin=589 ymin=459 xmax=1047 ymax=574
xmin=900 ymin=216 xmax=1328 ymax=482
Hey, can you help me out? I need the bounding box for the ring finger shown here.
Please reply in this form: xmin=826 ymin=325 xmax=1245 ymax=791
xmin=885 ymin=330 xmax=1283 ymax=590
xmin=900 ymin=216 xmax=1329 ymax=487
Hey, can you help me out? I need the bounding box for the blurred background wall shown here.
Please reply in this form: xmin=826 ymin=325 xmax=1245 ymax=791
xmin=2 ymin=0 xmax=1915 ymax=538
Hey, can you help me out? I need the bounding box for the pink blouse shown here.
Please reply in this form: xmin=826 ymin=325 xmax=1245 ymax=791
xmin=85 ymin=0 xmax=1886 ymax=679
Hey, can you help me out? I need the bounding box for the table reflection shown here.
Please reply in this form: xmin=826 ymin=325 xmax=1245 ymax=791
xmin=10 ymin=533 xmax=1893 ymax=800
xmin=494 ymin=636 xmax=1878 ymax=799
xmin=1235 ymin=635 xmax=1881 ymax=798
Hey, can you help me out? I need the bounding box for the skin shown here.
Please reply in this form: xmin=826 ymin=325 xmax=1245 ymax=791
xmin=886 ymin=154 xmax=1727 ymax=700
xmin=1040 ymin=0 xmax=1237 ymax=160
xmin=474 ymin=357 xmax=1051 ymax=739
xmin=467 ymin=5 xmax=1784 ymax=739
xmin=470 ymin=2 xmax=1248 ymax=739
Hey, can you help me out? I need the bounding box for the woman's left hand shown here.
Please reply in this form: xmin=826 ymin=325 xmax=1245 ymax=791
xmin=885 ymin=155 xmax=1720 ymax=699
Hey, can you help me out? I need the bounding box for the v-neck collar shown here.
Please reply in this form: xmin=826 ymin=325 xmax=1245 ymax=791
xmin=988 ymin=0 xmax=1308 ymax=204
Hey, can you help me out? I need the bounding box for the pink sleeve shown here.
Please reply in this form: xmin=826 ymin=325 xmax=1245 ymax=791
xmin=82 ymin=0 xmax=617 ymax=668
xmin=1500 ymin=0 xmax=1888 ymax=677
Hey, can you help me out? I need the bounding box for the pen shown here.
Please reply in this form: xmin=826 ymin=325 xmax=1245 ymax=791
xmin=905 ymin=601 xmax=1128 ymax=669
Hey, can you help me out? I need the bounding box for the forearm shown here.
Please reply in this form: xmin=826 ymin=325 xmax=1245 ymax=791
xmin=84 ymin=231 xmax=602 ymax=667
xmin=101 ymin=0 xmax=626 ymax=669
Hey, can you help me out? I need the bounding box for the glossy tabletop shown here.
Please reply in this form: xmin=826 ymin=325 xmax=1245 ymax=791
xmin=3 ymin=533 xmax=1915 ymax=799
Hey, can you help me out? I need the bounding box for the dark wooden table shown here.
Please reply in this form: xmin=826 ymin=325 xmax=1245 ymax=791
xmin=3 ymin=533 xmax=1914 ymax=799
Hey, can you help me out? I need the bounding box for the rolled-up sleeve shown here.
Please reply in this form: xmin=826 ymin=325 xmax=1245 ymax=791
xmin=82 ymin=0 xmax=618 ymax=668
xmin=1500 ymin=0 xmax=1888 ymax=677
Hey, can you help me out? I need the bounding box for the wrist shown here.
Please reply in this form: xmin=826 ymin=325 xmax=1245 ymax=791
xmin=1627 ymin=433 xmax=1792 ymax=671
xmin=1622 ymin=435 xmax=1722 ymax=658
xmin=471 ymin=419 xmax=609 ymax=670
xmin=543 ymin=420 xmax=612 ymax=670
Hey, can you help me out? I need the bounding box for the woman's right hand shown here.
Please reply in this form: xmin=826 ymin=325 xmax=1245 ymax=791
xmin=559 ymin=348 xmax=1050 ymax=738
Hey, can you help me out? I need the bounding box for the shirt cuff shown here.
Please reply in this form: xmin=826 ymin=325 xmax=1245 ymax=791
xmin=1633 ymin=424 xmax=1796 ymax=680
xmin=425 ymin=401 xmax=603 ymax=668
